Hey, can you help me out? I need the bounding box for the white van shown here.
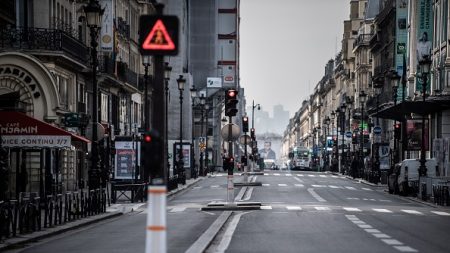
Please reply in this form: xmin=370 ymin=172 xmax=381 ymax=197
xmin=397 ymin=159 xmax=437 ymax=195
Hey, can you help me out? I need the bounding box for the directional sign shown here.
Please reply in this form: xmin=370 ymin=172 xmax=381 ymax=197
xmin=373 ymin=126 xmax=382 ymax=135
xmin=345 ymin=131 xmax=352 ymax=138
xmin=139 ymin=15 xmax=179 ymax=55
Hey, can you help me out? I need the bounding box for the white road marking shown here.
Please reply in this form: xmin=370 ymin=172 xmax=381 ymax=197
xmin=345 ymin=186 xmax=357 ymax=190
xmin=379 ymin=199 xmax=392 ymax=202
xmin=286 ymin=206 xmax=302 ymax=211
xmin=294 ymin=184 xmax=304 ymax=187
xmin=431 ymin=211 xmax=450 ymax=216
xmin=294 ymin=177 xmax=304 ymax=183
xmin=331 ymin=175 xmax=338 ymax=178
xmin=262 ymin=183 xmax=270 ymax=186
xmin=243 ymin=187 xmax=254 ymax=201
xmin=381 ymin=239 xmax=403 ymax=245
xmin=298 ymin=174 xmax=305 ymax=177
xmin=362 ymin=188 xmax=373 ymax=191
xmin=373 ymin=209 xmax=393 ymax=213
xmin=278 ymin=184 xmax=288 ymax=187
xmin=235 ymin=187 xmax=247 ymax=201
xmin=285 ymin=174 xmax=292 ymax=176
xmin=274 ymin=173 xmax=280 ymax=176
xmin=314 ymin=206 xmax=331 ymax=211
xmin=251 ymin=176 xmax=258 ymax=183
xmin=170 ymin=207 xmax=186 ymax=213
xmin=328 ymin=185 xmax=340 ymax=189
xmin=393 ymin=246 xmax=418 ymax=252
xmin=401 ymin=210 xmax=423 ymax=215
xmin=307 ymin=188 xmax=327 ymax=202
xmin=319 ymin=175 xmax=327 ymax=178
xmin=365 ymin=229 xmax=381 ymax=233
xmin=347 ymin=197 xmax=359 ymax=200
xmin=215 ymin=212 xmax=249 ymax=253
xmin=312 ymin=184 xmax=325 ymax=188
xmin=358 ymin=224 xmax=373 ymax=229
xmin=345 ymin=215 xmax=358 ymax=220
xmin=211 ymin=185 xmax=220 ymax=188
xmin=308 ymin=175 xmax=316 ymax=177
xmin=264 ymin=173 xmax=269 ymax=175
xmin=343 ymin=207 xmax=361 ymax=212
xmin=372 ymin=233 xmax=391 ymax=239
xmin=193 ymin=186 xmax=202 ymax=189
xmin=352 ymin=220 xmax=365 ymax=224
xmin=260 ymin=206 xmax=272 ymax=210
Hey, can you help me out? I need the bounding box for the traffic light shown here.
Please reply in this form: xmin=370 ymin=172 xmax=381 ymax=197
xmin=352 ymin=133 xmax=357 ymax=144
xmin=240 ymin=156 xmax=247 ymax=166
xmin=225 ymin=89 xmax=238 ymax=117
xmin=250 ymin=128 xmax=255 ymax=140
xmin=141 ymin=130 xmax=163 ymax=180
xmin=394 ymin=123 xmax=401 ymax=140
xmin=242 ymin=116 xmax=249 ymax=133
xmin=223 ymin=156 xmax=235 ymax=175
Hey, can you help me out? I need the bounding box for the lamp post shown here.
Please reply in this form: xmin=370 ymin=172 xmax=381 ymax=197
xmin=164 ymin=63 xmax=172 ymax=181
xmin=177 ymin=75 xmax=186 ymax=184
xmin=324 ymin=116 xmax=330 ymax=171
xmin=359 ymin=90 xmax=368 ymax=177
xmin=251 ymin=100 xmax=261 ymax=167
xmin=189 ymin=87 xmax=198 ymax=178
xmin=418 ymin=57 xmax=431 ymax=179
xmin=204 ymin=103 xmax=210 ymax=173
xmin=340 ymin=103 xmax=347 ymax=174
xmin=330 ymin=110 xmax=336 ymax=172
xmin=84 ymin=0 xmax=103 ymax=190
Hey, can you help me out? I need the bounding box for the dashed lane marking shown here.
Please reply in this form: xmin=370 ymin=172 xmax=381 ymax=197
xmin=343 ymin=207 xmax=361 ymax=212
xmin=308 ymin=175 xmax=316 ymax=177
xmin=345 ymin=186 xmax=357 ymax=190
xmin=262 ymin=184 xmax=270 ymax=186
xmin=381 ymin=239 xmax=403 ymax=245
xmin=431 ymin=211 xmax=450 ymax=216
xmin=278 ymin=184 xmax=288 ymax=187
xmin=373 ymin=209 xmax=393 ymax=213
xmin=401 ymin=210 xmax=423 ymax=215
xmin=170 ymin=207 xmax=186 ymax=213
xmin=294 ymin=184 xmax=304 ymax=187
xmin=393 ymin=246 xmax=418 ymax=252
xmin=314 ymin=206 xmax=331 ymax=211
xmin=274 ymin=173 xmax=280 ymax=176
xmin=286 ymin=206 xmax=302 ymax=211
xmin=358 ymin=224 xmax=373 ymax=229
xmin=319 ymin=175 xmax=327 ymax=178
xmin=362 ymin=188 xmax=373 ymax=191
xmin=372 ymin=233 xmax=391 ymax=239
xmin=260 ymin=206 xmax=272 ymax=210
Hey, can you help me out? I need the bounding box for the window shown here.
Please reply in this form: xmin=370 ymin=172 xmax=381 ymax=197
xmin=101 ymin=93 xmax=109 ymax=122
xmin=57 ymin=75 xmax=68 ymax=109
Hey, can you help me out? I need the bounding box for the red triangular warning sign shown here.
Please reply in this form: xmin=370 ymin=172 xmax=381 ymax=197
xmin=142 ymin=19 xmax=176 ymax=50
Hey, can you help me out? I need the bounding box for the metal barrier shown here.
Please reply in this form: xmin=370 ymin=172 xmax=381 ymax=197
xmin=421 ymin=182 xmax=428 ymax=201
xmin=111 ymin=183 xmax=146 ymax=204
xmin=433 ymin=185 xmax=450 ymax=206
xmin=409 ymin=180 xmax=419 ymax=197
xmin=0 ymin=189 xmax=107 ymax=240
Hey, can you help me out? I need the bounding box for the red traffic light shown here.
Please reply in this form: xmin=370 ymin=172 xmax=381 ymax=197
xmin=394 ymin=123 xmax=401 ymax=129
xmin=143 ymin=134 xmax=152 ymax=143
xmin=227 ymin=90 xmax=237 ymax=98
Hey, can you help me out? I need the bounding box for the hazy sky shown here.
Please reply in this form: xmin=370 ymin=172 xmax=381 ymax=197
xmin=240 ymin=0 xmax=349 ymax=117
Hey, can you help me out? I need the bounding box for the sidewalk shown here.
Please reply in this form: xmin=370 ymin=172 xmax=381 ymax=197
xmin=0 ymin=176 xmax=206 ymax=251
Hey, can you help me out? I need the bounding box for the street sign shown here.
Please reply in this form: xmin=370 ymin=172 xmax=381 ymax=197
xmin=345 ymin=131 xmax=352 ymax=138
xmin=139 ymin=15 xmax=179 ymax=55
xmin=373 ymin=126 xmax=382 ymax=135
xmin=221 ymin=123 xmax=240 ymax=141
xmin=239 ymin=135 xmax=252 ymax=145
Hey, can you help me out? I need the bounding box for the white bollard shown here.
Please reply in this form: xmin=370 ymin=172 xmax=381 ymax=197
xmin=226 ymin=175 xmax=234 ymax=203
xmin=145 ymin=186 xmax=167 ymax=253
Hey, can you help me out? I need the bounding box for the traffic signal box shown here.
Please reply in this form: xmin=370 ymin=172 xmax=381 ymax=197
xmin=394 ymin=123 xmax=401 ymax=140
xmin=141 ymin=130 xmax=163 ymax=181
xmin=225 ymin=89 xmax=238 ymax=117
xmin=242 ymin=116 xmax=249 ymax=133
xmin=250 ymin=128 xmax=255 ymax=140
xmin=223 ymin=156 xmax=235 ymax=175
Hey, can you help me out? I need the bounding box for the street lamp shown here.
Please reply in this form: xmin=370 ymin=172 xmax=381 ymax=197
xmin=189 ymin=86 xmax=198 ymax=178
xmin=340 ymin=103 xmax=347 ymax=174
xmin=251 ymin=100 xmax=261 ymax=166
xmin=323 ymin=116 xmax=330 ymax=171
xmin=359 ymin=90 xmax=368 ymax=173
xmin=418 ymin=57 xmax=432 ymax=179
xmin=373 ymin=85 xmax=382 ymax=184
xmin=330 ymin=110 xmax=336 ymax=172
xmin=204 ymin=103 xmax=210 ymax=174
xmin=84 ymin=0 xmax=103 ymax=190
xmin=177 ymin=75 xmax=186 ymax=184
xmin=164 ymin=63 xmax=172 ymax=181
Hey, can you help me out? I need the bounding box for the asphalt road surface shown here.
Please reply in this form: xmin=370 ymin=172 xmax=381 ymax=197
xmin=9 ymin=170 xmax=450 ymax=253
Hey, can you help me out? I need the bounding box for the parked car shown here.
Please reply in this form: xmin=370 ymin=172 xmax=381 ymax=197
xmin=396 ymin=159 xmax=437 ymax=195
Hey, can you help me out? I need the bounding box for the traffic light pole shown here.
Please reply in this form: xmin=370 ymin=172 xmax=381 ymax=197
xmin=227 ymin=116 xmax=234 ymax=203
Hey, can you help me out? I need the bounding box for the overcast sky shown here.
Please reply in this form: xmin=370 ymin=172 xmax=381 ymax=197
xmin=240 ymin=0 xmax=349 ymax=117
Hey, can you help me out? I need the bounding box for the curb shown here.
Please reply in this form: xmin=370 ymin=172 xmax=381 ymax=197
xmin=0 ymin=176 xmax=208 ymax=251
xmin=0 ymin=212 xmax=122 ymax=251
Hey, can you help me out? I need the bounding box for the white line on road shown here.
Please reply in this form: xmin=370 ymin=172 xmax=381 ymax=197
xmin=431 ymin=211 xmax=450 ymax=216
xmin=235 ymin=186 xmax=247 ymax=201
xmin=343 ymin=207 xmax=361 ymax=212
xmin=285 ymin=174 xmax=292 ymax=176
xmin=401 ymin=210 xmax=423 ymax=215
xmin=298 ymin=174 xmax=305 ymax=177
xmin=352 ymin=220 xmax=365 ymax=224
xmin=211 ymin=185 xmax=220 ymax=188
xmin=308 ymin=175 xmax=316 ymax=177
xmin=294 ymin=177 xmax=304 ymax=183
xmin=362 ymin=188 xmax=373 ymax=191
xmin=286 ymin=206 xmax=302 ymax=211
xmin=328 ymin=185 xmax=340 ymax=189
xmin=294 ymin=184 xmax=304 ymax=187
xmin=372 ymin=233 xmax=391 ymax=239
xmin=307 ymin=188 xmax=327 ymax=202
xmin=170 ymin=207 xmax=186 ymax=213
xmin=393 ymin=246 xmax=418 ymax=252
xmin=358 ymin=224 xmax=373 ymax=229
xmin=274 ymin=173 xmax=280 ymax=176
xmin=381 ymin=239 xmax=403 ymax=245
xmin=345 ymin=186 xmax=357 ymax=190
xmin=262 ymin=183 xmax=270 ymax=186
xmin=264 ymin=173 xmax=270 ymax=176
xmin=314 ymin=206 xmax=331 ymax=211
xmin=278 ymin=184 xmax=288 ymax=187
xmin=373 ymin=209 xmax=392 ymax=213
xmin=260 ymin=206 xmax=272 ymax=210
xmin=319 ymin=175 xmax=327 ymax=178
xmin=365 ymin=229 xmax=381 ymax=234
xmin=252 ymin=176 xmax=258 ymax=183
xmin=331 ymin=175 xmax=338 ymax=178
xmin=243 ymin=187 xmax=254 ymax=201
xmin=216 ymin=212 xmax=250 ymax=253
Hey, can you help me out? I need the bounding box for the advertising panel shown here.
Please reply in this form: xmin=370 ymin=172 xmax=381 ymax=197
xmin=100 ymin=0 xmax=114 ymax=52
xmin=415 ymin=0 xmax=433 ymax=92
xmin=406 ymin=119 xmax=429 ymax=151
xmin=114 ymin=140 xmax=139 ymax=179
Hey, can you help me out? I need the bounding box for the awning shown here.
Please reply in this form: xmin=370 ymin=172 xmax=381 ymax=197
xmin=0 ymin=111 xmax=90 ymax=148
xmin=371 ymin=98 xmax=450 ymax=121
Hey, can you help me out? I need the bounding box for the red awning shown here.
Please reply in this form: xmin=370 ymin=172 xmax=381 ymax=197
xmin=0 ymin=111 xmax=90 ymax=148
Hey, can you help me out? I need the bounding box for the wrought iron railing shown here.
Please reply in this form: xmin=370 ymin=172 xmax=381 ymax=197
xmin=0 ymin=189 xmax=106 ymax=241
xmin=0 ymin=27 xmax=88 ymax=64
xmin=353 ymin=34 xmax=372 ymax=49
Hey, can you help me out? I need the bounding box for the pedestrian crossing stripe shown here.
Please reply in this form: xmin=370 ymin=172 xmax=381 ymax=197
xmin=343 ymin=207 xmax=362 ymax=212
xmin=294 ymin=184 xmax=304 ymax=187
xmin=431 ymin=211 xmax=450 ymax=216
xmin=278 ymin=184 xmax=288 ymax=187
xmin=373 ymin=209 xmax=392 ymax=213
xmin=401 ymin=210 xmax=423 ymax=215
xmin=314 ymin=206 xmax=330 ymax=211
xmin=286 ymin=206 xmax=302 ymax=210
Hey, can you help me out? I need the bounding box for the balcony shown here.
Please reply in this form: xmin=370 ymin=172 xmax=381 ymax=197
xmin=353 ymin=34 xmax=372 ymax=51
xmin=0 ymin=27 xmax=88 ymax=64
xmin=117 ymin=61 xmax=139 ymax=90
